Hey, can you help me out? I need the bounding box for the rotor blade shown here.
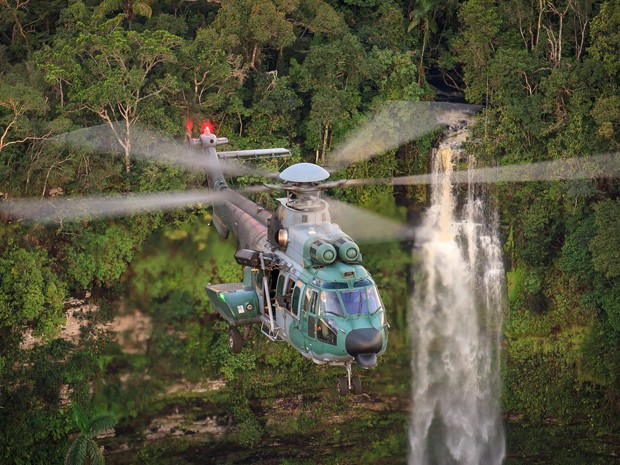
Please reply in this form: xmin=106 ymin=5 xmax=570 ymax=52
xmin=325 ymin=197 xmax=415 ymax=244
xmin=0 ymin=189 xmax=230 ymax=223
xmin=54 ymin=124 xmax=280 ymax=179
xmin=326 ymin=101 xmax=482 ymax=170
xmin=334 ymin=152 xmax=620 ymax=188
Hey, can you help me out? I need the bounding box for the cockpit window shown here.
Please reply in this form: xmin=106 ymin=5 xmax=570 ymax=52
xmin=366 ymin=286 xmax=382 ymax=314
xmin=314 ymin=284 xmax=382 ymax=318
xmin=322 ymin=281 xmax=348 ymax=290
xmin=319 ymin=291 xmax=344 ymax=317
xmin=340 ymin=285 xmax=382 ymax=316
xmin=340 ymin=289 xmax=369 ymax=315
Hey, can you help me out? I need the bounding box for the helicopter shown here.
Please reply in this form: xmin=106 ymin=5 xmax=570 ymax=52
xmin=2 ymin=101 xmax=617 ymax=395
xmin=194 ymin=126 xmax=388 ymax=395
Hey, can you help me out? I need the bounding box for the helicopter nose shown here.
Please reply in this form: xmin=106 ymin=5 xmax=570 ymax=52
xmin=345 ymin=328 xmax=383 ymax=369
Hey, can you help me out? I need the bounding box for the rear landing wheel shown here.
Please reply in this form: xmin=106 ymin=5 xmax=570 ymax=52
xmin=337 ymin=376 xmax=349 ymax=396
xmin=351 ymin=375 xmax=362 ymax=395
xmin=229 ymin=328 xmax=244 ymax=354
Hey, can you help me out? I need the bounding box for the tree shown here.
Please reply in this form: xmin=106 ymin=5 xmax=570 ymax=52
xmin=292 ymin=33 xmax=367 ymax=163
xmin=210 ymin=0 xmax=297 ymax=71
xmin=0 ymin=245 xmax=65 ymax=340
xmin=589 ymin=0 xmax=620 ymax=148
xmin=65 ymin=403 xmax=116 ymax=465
xmin=590 ymin=198 xmax=620 ymax=280
xmin=453 ymin=0 xmax=505 ymax=103
xmin=290 ymin=0 xmax=347 ymax=39
xmin=178 ymin=26 xmax=242 ymax=112
xmin=38 ymin=18 xmax=181 ymax=173
xmin=408 ymin=0 xmax=440 ymax=85
xmin=0 ymin=0 xmax=33 ymax=52
xmin=0 ymin=79 xmax=50 ymax=153
xmin=95 ymin=0 xmax=153 ymax=27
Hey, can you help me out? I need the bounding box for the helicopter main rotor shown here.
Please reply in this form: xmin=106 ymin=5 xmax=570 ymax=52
xmin=1 ymin=101 xmax=618 ymax=240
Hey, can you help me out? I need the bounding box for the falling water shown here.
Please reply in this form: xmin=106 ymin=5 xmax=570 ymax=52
xmin=408 ymin=123 xmax=506 ymax=465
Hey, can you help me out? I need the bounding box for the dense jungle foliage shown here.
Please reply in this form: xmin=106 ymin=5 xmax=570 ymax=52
xmin=0 ymin=0 xmax=619 ymax=463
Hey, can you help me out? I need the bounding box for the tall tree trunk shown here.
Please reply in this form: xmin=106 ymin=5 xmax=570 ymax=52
xmin=536 ymin=0 xmax=544 ymax=47
xmin=321 ymin=123 xmax=329 ymax=165
xmin=124 ymin=147 xmax=131 ymax=173
xmin=418 ymin=26 xmax=428 ymax=86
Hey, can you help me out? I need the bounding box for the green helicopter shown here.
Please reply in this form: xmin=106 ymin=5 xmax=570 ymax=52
xmin=197 ymin=128 xmax=388 ymax=395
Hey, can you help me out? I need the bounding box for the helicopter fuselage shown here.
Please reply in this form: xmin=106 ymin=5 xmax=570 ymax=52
xmin=200 ymin=133 xmax=388 ymax=377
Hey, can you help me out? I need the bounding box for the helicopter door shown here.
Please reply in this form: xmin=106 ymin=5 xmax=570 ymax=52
xmin=281 ymin=282 xmax=302 ymax=338
xmin=255 ymin=268 xmax=267 ymax=316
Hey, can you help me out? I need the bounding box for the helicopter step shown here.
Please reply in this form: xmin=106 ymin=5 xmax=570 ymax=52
xmin=260 ymin=315 xmax=282 ymax=341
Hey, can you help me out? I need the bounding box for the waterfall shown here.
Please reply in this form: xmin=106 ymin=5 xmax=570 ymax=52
xmin=408 ymin=123 xmax=506 ymax=465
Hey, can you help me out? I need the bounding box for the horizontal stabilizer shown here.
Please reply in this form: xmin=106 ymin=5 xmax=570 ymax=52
xmin=205 ymin=283 xmax=261 ymax=326
xmin=218 ymin=148 xmax=291 ymax=160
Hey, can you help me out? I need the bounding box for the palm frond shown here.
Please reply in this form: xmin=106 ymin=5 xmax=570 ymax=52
xmin=95 ymin=0 xmax=122 ymax=17
xmin=86 ymin=440 xmax=105 ymax=465
xmin=87 ymin=413 xmax=117 ymax=438
xmin=69 ymin=402 xmax=89 ymax=435
xmin=132 ymin=1 xmax=153 ymax=19
xmin=65 ymin=436 xmax=88 ymax=465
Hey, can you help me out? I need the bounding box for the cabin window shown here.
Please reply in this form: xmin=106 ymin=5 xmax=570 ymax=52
xmin=303 ymin=287 xmax=311 ymax=312
xmin=291 ymin=286 xmax=301 ymax=317
xmin=285 ymin=278 xmax=295 ymax=296
xmin=276 ymin=275 xmax=286 ymax=306
xmin=308 ymin=315 xmax=316 ymax=338
xmin=319 ymin=291 xmax=344 ymax=317
xmin=317 ymin=318 xmax=337 ymax=345
xmin=276 ymin=274 xmax=285 ymax=297
xmin=309 ymin=290 xmax=318 ymax=314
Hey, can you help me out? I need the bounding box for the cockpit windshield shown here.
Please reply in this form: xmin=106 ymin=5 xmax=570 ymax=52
xmin=319 ymin=291 xmax=343 ymax=317
xmin=318 ymin=284 xmax=382 ymax=317
xmin=340 ymin=286 xmax=382 ymax=316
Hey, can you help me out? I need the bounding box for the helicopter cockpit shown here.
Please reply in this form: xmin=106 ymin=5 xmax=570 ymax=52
xmin=314 ymin=280 xmax=383 ymax=318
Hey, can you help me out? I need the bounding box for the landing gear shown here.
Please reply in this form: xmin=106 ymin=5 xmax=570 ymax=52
xmin=337 ymin=363 xmax=363 ymax=395
xmin=229 ymin=328 xmax=244 ymax=354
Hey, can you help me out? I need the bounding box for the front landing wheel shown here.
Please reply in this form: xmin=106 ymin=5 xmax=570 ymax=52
xmin=351 ymin=375 xmax=362 ymax=395
xmin=337 ymin=377 xmax=349 ymax=396
xmin=229 ymin=328 xmax=244 ymax=354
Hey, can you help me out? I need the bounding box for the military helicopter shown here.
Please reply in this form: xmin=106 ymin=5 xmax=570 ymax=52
xmin=194 ymin=127 xmax=388 ymax=395
xmin=2 ymin=102 xmax=618 ymax=395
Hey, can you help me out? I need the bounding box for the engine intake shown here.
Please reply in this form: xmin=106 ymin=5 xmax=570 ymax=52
xmin=334 ymin=236 xmax=360 ymax=262
xmin=309 ymin=239 xmax=337 ymax=265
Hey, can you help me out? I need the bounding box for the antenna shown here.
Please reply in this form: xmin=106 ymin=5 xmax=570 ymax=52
xmin=218 ymin=148 xmax=291 ymax=160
